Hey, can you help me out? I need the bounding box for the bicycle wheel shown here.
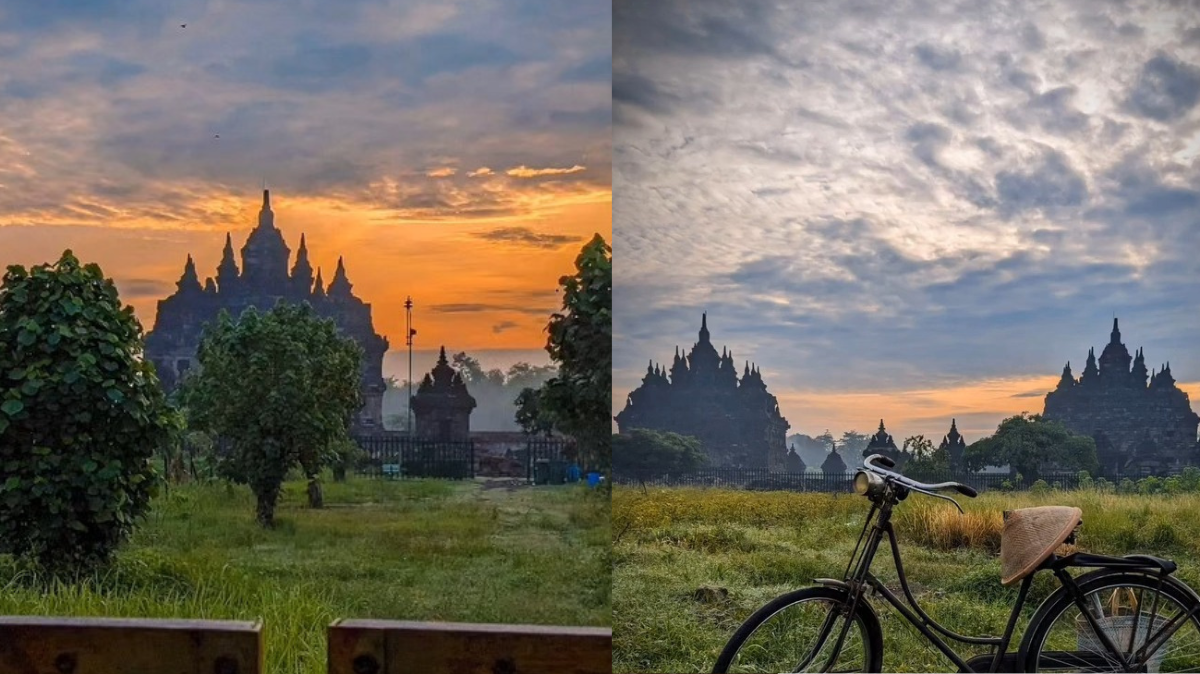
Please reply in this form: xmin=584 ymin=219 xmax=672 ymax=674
xmin=1023 ymin=571 xmax=1200 ymax=672
xmin=712 ymin=586 xmax=883 ymax=673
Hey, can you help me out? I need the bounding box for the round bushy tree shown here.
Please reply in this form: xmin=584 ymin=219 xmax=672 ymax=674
xmin=182 ymin=302 xmax=362 ymax=527
xmin=0 ymin=251 xmax=175 ymax=575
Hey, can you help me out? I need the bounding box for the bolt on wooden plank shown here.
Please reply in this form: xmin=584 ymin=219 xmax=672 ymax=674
xmin=327 ymin=620 xmax=612 ymax=674
xmin=0 ymin=617 xmax=262 ymax=674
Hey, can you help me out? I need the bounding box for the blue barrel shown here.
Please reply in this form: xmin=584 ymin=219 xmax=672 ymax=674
xmin=586 ymin=472 xmax=601 ymax=488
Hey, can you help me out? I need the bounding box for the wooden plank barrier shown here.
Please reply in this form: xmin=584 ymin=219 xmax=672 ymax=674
xmin=327 ymin=619 xmax=612 ymax=674
xmin=0 ymin=617 xmax=263 ymax=674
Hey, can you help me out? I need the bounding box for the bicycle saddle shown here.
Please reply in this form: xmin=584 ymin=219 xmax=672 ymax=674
xmin=1000 ymin=506 xmax=1082 ymax=586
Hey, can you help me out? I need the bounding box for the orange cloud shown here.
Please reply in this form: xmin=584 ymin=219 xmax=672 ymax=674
xmin=467 ymin=167 xmax=494 ymax=177
xmin=506 ymin=165 xmax=586 ymax=178
xmin=425 ymin=167 xmax=457 ymax=178
xmin=0 ymin=188 xmax=612 ymax=365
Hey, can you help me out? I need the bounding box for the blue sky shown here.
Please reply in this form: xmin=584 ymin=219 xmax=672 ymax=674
xmin=614 ymin=0 xmax=1200 ymax=442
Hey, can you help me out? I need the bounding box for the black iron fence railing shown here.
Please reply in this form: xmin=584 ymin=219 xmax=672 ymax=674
xmin=352 ymin=435 xmax=474 ymax=480
xmin=612 ymin=469 xmax=1182 ymax=493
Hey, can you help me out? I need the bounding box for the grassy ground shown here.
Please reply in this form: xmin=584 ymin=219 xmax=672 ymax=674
xmin=613 ymin=486 xmax=1200 ymax=673
xmin=0 ymin=476 xmax=610 ymax=674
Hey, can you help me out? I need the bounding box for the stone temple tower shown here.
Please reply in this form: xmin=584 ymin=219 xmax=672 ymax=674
xmin=145 ymin=189 xmax=390 ymax=430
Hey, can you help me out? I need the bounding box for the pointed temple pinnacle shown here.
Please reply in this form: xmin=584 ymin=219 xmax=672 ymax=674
xmin=262 ymin=189 xmax=271 ymax=210
xmin=438 ymin=345 xmax=448 ymax=363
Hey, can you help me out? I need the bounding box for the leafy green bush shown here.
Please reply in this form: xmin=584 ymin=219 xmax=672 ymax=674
xmin=1077 ymin=470 xmax=1093 ymax=490
xmin=1137 ymin=476 xmax=1162 ymax=495
xmin=1181 ymin=467 xmax=1200 ymax=493
xmin=1030 ymin=479 xmax=1050 ymax=495
xmin=1119 ymin=478 xmax=1136 ymax=494
xmin=0 ymin=251 xmax=175 ymax=575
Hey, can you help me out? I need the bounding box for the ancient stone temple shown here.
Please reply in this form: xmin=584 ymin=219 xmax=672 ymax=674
xmin=939 ymin=419 xmax=967 ymax=470
xmin=615 ymin=313 xmax=791 ymax=470
xmin=863 ymin=420 xmax=909 ymax=468
xmin=820 ymin=444 xmax=847 ymax=474
xmin=785 ymin=445 xmax=807 ymax=472
xmin=410 ymin=346 xmax=476 ymax=441
xmin=1043 ymin=319 xmax=1200 ymax=474
xmin=145 ymin=190 xmax=390 ymax=429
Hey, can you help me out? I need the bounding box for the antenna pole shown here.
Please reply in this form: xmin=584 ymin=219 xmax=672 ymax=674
xmin=405 ymin=296 xmax=415 ymax=439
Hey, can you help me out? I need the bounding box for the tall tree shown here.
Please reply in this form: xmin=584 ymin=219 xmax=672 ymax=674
xmin=0 ymin=251 xmax=176 ymax=575
xmin=539 ymin=235 xmax=612 ymax=470
xmin=963 ymin=413 xmax=1098 ymax=481
xmin=182 ymin=303 xmax=362 ymax=526
xmin=514 ymin=387 xmax=553 ymax=437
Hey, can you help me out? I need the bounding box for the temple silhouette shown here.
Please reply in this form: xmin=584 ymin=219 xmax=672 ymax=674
xmin=615 ymin=313 xmax=790 ymax=470
xmin=1043 ymin=318 xmax=1200 ymax=473
xmin=145 ymin=190 xmax=389 ymax=429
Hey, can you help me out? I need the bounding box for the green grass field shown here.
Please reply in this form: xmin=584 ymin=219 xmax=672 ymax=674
xmin=613 ymin=486 xmax=1200 ymax=673
xmin=0 ymin=477 xmax=610 ymax=674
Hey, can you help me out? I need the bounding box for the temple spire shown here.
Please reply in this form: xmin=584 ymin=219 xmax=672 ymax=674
xmin=216 ymin=232 xmax=239 ymax=293
xmin=1110 ymin=317 xmax=1121 ymax=344
xmin=176 ymin=254 xmax=201 ymax=293
xmin=291 ymin=232 xmax=314 ymax=294
xmin=698 ymin=312 xmax=710 ymax=343
xmin=257 ymin=189 xmax=275 ymax=230
xmin=327 ymin=256 xmax=353 ymax=296
xmin=312 ymin=267 xmax=326 ymax=298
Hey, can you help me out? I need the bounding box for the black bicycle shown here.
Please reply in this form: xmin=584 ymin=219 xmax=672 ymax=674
xmin=713 ymin=454 xmax=1200 ymax=673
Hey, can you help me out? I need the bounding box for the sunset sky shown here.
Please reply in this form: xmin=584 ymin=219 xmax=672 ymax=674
xmin=0 ymin=0 xmax=611 ymax=380
xmin=614 ymin=0 xmax=1200 ymax=443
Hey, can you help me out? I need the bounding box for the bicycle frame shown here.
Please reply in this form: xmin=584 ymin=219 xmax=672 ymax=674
xmin=819 ymin=484 xmax=1196 ymax=673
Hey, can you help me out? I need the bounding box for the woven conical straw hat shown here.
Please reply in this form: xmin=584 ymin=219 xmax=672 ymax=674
xmin=1000 ymin=506 xmax=1082 ymax=586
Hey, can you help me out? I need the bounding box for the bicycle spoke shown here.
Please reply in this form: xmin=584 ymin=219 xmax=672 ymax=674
xmin=724 ymin=597 xmax=870 ymax=673
xmin=1031 ymin=579 xmax=1200 ymax=672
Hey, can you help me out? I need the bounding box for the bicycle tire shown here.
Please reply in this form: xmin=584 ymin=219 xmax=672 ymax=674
xmin=712 ymin=585 xmax=884 ymax=673
xmin=1021 ymin=570 xmax=1200 ymax=672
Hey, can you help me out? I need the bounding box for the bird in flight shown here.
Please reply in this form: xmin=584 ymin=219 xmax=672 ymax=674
xmin=214 ymin=134 xmax=220 ymax=139
xmin=180 ymin=24 xmax=186 ymax=28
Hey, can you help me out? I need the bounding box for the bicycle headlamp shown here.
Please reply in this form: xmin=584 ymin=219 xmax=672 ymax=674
xmin=853 ymin=470 xmax=883 ymax=497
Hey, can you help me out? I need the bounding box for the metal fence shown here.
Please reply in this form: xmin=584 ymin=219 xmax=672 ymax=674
xmin=524 ymin=438 xmax=577 ymax=484
xmin=611 ymin=469 xmax=1165 ymax=493
xmin=351 ymin=435 xmax=474 ymax=480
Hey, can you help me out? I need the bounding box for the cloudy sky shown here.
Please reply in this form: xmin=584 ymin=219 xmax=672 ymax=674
xmin=0 ymin=0 xmax=610 ymax=378
xmin=614 ymin=0 xmax=1200 ymax=444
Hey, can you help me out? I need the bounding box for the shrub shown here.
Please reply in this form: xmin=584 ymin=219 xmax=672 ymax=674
xmin=1165 ymin=476 xmax=1183 ymax=495
xmin=1077 ymin=470 xmax=1094 ymax=491
xmin=1031 ymin=479 xmax=1050 ymax=495
xmin=1119 ymin=478 xmax=1136 ymax=494
xmin=1137 ymin=476 xmax=1162 ymax=495
xmin=1181 ymin=467 xmax=1200 ymax=493
xmin=0 ymin=251 xmax=175 ymax=575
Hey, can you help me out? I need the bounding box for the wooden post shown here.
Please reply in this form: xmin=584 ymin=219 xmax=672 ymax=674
xmin=328 ymin=620 xmax=611 ymax=674
xmin=0 ymin=616 xmax=262 ymax=674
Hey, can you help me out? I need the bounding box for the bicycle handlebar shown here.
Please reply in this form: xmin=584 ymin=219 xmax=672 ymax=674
xmin=863 ymin=454 xmax=978 ymax=499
